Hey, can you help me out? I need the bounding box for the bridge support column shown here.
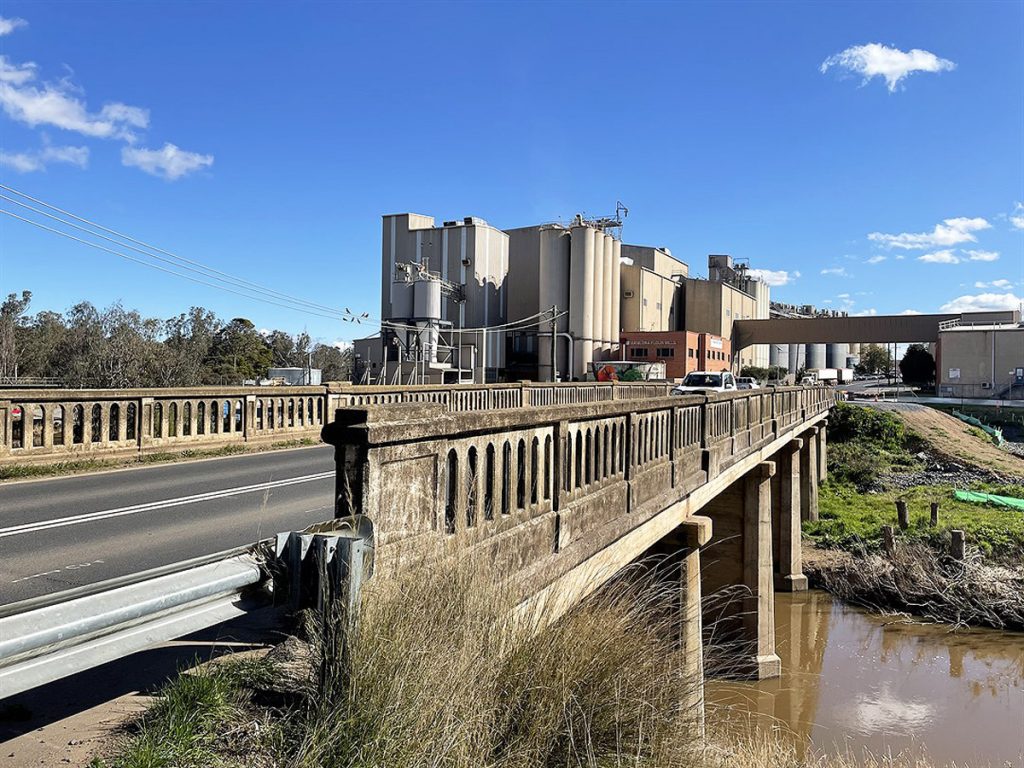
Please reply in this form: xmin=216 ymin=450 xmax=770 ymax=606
xmin=816 ymin=418 xmax=828 ymax=483
xmin=800 ymin=427 xmax=819 ymax=522
xmin=773 ymin=438 xmax=807 ymax=592
xmin=678 ymin=515 xmax=712 ymax=737
xmin=743 ymin=461 xmax=781 ymax=679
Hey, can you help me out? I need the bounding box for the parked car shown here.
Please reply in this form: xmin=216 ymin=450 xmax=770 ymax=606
xmin=671 ymin=371 xmax=737 ymax=394
xmin=736 ymin=376 xmax=760 ymax=390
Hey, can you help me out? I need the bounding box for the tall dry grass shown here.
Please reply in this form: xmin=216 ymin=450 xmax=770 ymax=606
xmin=287 ymin=557 xmax=704 ymax=768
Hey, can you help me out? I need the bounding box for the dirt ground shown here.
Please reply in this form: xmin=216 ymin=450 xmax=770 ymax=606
xmin=863 ymin=402 xmax=1024 ymax=479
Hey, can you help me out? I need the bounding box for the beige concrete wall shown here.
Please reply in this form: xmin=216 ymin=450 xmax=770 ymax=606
xmin=937 ymin=326 xmax=1024 ymax=398
xmin=682 ymin=279 xmax=761 ymax=369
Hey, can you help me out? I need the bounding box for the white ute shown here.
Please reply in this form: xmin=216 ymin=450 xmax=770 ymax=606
xmin=671 ymin=371 xmax=737 ymax=395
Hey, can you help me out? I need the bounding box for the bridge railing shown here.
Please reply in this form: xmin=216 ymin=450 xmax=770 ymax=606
xmin=322 ymin=385 xmax=836 ymax=585
xmin=0 ymin=386 xmax=328 ymax=462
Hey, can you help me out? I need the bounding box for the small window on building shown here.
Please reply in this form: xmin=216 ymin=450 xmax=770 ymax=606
xmin=726 ymin=309 xmax=731 ymax=317
xmin=688 ymin=348 xmax=695 ymax=358
xmin=657 ymin=347 xmax=673 ymax=358
xmin=630 ymin=347 xmax=649 ymax=358
xmin=643 ymin=298 xmax=648 ymax=306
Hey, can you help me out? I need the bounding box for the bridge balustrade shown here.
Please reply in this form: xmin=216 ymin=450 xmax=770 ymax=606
xmin=323 ymin=386 xmax=836 ymax=584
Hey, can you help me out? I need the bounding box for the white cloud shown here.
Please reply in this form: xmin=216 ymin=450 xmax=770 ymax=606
xmin=820 ymin=43 xmax=955 ymax=92
xmin=894 ymin=254 xmax=905 ymax=260
xmin=868 ymin=217 xmax=990 ymax=250
xmin=821 ymin=267 xmax=849 ymax=277
xmin=1010 ymin=202 xmax=1024 ymax=230
xmin=965 ymin=249 xmax=999 ymax=262
xmin=0 ymin=16 xmax=27 ymax=36
xmin=837 ymin=293 xmax=851 ymax=299
xmin=865 ymin=255 xmax=886 ymax=264
xmin=853 ymin=308 xmax=878 ymax=316
xmin=974 ymin=279 xmax=1012 ymax=290
xmin=747 ymin=268 xmax=798 ymax=287
xmin=0 ymin=55 xmax=36 ymax=85
xmin=940 ymin=293 xmax=1023 ymax=313
xmin=899 ymin=309 xmax=923 ymax=315
xmin=918 ymin=250 xmax=959 ymax=264
xmin=0 ymin=77 xmax=149 ymax=141
xmin=121 ymin=142 xmax=214 ymax=180
xmin=0 ymin=143 xmax=89 ymax=172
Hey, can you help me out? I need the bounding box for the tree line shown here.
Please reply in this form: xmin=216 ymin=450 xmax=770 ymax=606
xmin=0 ymin=291 xmax=352 ymax=388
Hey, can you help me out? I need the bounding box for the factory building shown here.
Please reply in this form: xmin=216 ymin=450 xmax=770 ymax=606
xmin=504 ymin=218 xmax=622 ymax=381
xmin=355 ymin=210 xmax=777 ymax=384
xmin=620 ymin=331 xmax=730 ymax=379
xmin=936 ymin=321 xmax=1024 ymax=399
xmin=354 ymin=213 xmax=509 ymax=384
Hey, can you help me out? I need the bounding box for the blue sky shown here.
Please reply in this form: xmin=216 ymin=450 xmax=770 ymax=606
xmin=1 ymin=0 xmax=1021 ymax=346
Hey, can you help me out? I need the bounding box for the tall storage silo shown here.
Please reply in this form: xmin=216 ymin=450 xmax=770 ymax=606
xmin=569 ymin=225 xmax=596 ymax=378
xmin=592 ymin=231 xmax=606 ymax=361
xmin=611 ymin=238 xmax=622 ymax=356
xmin=806 ymin=344 xmax=826 ymax=370
xmin=826 ymin=343 xmax=848 ymax=369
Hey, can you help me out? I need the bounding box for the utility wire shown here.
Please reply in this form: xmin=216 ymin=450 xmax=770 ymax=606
xmin=0 ymin=184 xmax=346 ymax=317
xmin=0 ymin=209 xmax=349 ymax=322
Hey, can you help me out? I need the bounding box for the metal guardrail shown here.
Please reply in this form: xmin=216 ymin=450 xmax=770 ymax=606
xmin=0 ymin=555 xmax=265 ymax=699
xmin=0 ymin=524 xmax=374 ymax=700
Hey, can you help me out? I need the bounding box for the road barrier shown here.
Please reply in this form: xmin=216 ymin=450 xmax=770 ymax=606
xmin=0 ymin=526 xmax=373 ymax=700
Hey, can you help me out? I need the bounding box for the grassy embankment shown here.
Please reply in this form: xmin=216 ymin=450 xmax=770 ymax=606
xmin=0 ymin=438 xmax=320 ymax=482
xmin=804 ymin=403 xmax=1024 ymax=629
xmin=94 ymin=560 xmax=968 ymax=768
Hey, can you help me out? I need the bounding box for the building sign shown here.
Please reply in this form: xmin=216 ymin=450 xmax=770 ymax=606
xmin=948 ymin=368 xmax=960 ymax=380
xmin=710 ymin=338 xmax=724 ymax=349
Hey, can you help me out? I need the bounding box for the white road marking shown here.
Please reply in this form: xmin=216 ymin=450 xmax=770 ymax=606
xmin=11 ymin=559 xmax=106 ymax=584
xmin=0 ymin=472 xmax=334 ymax=539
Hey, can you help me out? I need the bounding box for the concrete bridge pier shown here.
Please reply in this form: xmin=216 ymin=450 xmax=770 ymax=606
xmin=800 ymin=427 xmax=820 ymax=522
xmin=772 ymin=438 xmax=808 ymax=592
xmin=701 ymin=461 xmax=782 ymax=680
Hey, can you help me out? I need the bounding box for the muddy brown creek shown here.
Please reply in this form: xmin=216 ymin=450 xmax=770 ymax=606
xmin=707 ymin=591 xmax=1024 ymax=766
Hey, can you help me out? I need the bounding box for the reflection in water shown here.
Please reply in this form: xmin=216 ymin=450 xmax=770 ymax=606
xmin=707 ymin=591 xmax=1024 ymax=766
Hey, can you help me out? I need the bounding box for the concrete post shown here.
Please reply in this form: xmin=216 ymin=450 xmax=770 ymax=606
xmin=816 ymin=418 xmax=828 ymax=483
xmin=679 ymin=515 xmax=712 ymax=738
xmin=743 ymin=461 xmax=781 ymax=679
xmin=800 ymin=427 xmax=819 ymax=522
xmin=775 ymin=438 xmax=807 ymax=591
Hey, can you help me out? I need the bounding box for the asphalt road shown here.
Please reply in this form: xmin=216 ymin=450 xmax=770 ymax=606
xmin=0 ymin=445 xmax=337 ymax=607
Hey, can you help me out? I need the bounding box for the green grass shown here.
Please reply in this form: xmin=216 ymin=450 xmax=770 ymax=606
xmin=808 ymin=480 xmax=1024 ymax=562
xmin=0 ymin=438 xmax=319 ymax=481
xmin=91 ymin=657 xmax=280 ymax=768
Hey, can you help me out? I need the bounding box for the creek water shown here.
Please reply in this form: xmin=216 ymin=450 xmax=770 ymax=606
xmin=707 ymin=591 xmax=1024 ymax=766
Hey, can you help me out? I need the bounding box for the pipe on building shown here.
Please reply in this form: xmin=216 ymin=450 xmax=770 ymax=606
xmin=602 ymin=233 xmax=614 ymax=359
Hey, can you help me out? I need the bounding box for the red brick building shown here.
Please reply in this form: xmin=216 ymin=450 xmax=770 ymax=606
xmin=619 ymin=331 xmax=731 ymax=379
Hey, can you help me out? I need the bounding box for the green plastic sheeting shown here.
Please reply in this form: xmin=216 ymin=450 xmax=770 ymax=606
xmin=954 ymin=490 xmax=1024 ymax=510
xmin=952 ymin=410 xmax=1005 ymax=446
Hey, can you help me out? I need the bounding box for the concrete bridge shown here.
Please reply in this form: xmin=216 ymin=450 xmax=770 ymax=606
xmin=322 ymin=384 xmax=834 ymax=701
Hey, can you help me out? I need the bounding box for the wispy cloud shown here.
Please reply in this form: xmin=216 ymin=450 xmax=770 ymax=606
xmin=853 ymin=308 xmax=878 ymax=316
xmin=869 ymin=217 xmax=990 ymax=250
xmin=940 ymin=293 xmax=1023 ymax=313
xmin=747 ymin=268 xmax=799 ymax=287
xmin=974 ymin=279 xmax=1012 ymax=290
xmin=918 ymin=250 xmax=960 ymax=264
xmin=821 ymin=267 xmax=849 ymax=277
xmin=966 ymin=249 xmax=999 ymax=262
xmin=0 ymin=16 xmax=27 ymax=36
xmin=820 ymin=43 xmax=955 ymax=92
xmin=0 ymin=143 xmax=89 ymax=172
xmin=899 ymin=309 xmax=923 ymax=315
xmin=121 ymin=143 xmax=214 ymax=180
xmin=865 ymin=255 xmax=886 ymax=264
xmin=1010 ymin=202 xmax=1024 ymax=231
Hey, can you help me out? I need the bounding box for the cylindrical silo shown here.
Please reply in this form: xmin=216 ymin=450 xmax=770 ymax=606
xmin=849 ymin=342 xmax=861 ymax=357
xmin=602 ymin=233 xmax=614 ymax=359
xmin=592 ymin=230 xmax=606 ymax=362
xmin=569 ymin=225 xmax=595 ymax=378
xmin=769 ymin=343 xmax=786 ymax=368
xmin=611 ymin=238 xmax=622 ymax=357
xmin=826 ymin=343 xmax=848 ymax=369
xmin=788 ymin=344 xmax=801 ymax=373
xmin=805 ymin=344 xmax=826 ymax=370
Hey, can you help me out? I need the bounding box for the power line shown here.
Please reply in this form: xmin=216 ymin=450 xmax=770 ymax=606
xmin=0 ymin=209 xmax=349 ymax=322
xmin=0 ymin=184 xmax=347 ymax=317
